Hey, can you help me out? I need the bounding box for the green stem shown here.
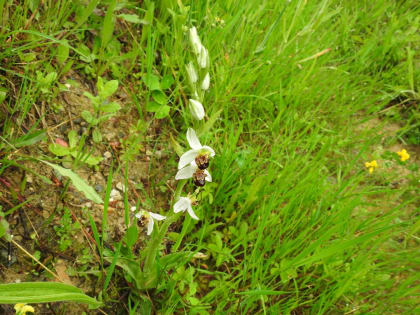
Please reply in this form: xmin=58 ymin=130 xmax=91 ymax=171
xmin=143 ymin=180 xmax=186 ymax=272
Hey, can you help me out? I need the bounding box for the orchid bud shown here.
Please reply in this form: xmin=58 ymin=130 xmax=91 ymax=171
xmin=186 ymin=62 xmax=198 ymax=84
xmin=201 ymin=72 xmax=210 ymax=90
xmin=189 ymin=26 xmax=202 ymax=55
xmin=189 ymin=99 xmax=205 ymax=120
xmin=197 ymin=46 xmax=209 ymax=68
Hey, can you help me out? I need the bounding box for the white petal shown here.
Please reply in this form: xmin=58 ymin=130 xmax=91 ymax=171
xmin=186 ymin=128 xmax=202 ymax=150
xmin=135 ymin=213 xmax=142 ymax=219
xmin=201 ymin=72 xmax=210 ymax=91
xmin=175 ymin=164 xmax=196 ymax=180
xmin=147 ymin=219 xmax=154 ymax=235
xmin=174 ymin=197 xmax=190 ymax=213
xmin=202 ymin=145 xmax=215 ymax=157
xmin=149 ymin=212 xmax=166 ymax=221
xmin=178 ymin=149 xmax=199 ymax=169
xmin=204 ymin=169 xmax=212 ymax=182
xmin=189 ymin=99 xmax=205 ymax=120
xmin=187 ymin=204 xmax=199 ymax=220
xmin=130 ymin=206 xmax=137 ymax=212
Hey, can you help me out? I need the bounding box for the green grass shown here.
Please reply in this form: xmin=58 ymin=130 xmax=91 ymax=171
xmin=0 ymin=0 xmax=419 ymax=314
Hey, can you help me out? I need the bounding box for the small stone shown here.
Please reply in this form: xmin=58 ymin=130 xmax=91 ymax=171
xmin=42 ymin=210 xmax=49 ymax=219
xmin=109 ymin=189 xmax=122 ymax=201
xmin=103 ymin=151 xmax=112 ymax=159
xmin=26 ymin=174 xmax=33 ymax=184
xmin=95 ymin=184 xmax=104 ymax=193
xmin=73 ymin=118 xmax=82 ymax=124
xmin=116 ymin=182 xmax=126 ymax=192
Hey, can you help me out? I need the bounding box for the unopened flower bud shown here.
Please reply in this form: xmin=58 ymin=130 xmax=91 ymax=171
xmin=189 ymin=26 xmax=202 ymax=55
xmin=186 ymin=62 xmax=198 ymax=84
xmin=189 ymin=99 xmax=205 ymax=120
xmin=197 ymin=46 xmax=209 ymax=68
xmin=201 ymin=72 xmax=210 ymax=90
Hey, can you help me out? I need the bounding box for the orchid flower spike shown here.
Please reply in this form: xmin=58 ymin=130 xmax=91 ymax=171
xmin=178 ymin=128 xmax=215 ymax=170
xmin=189 ymin=99 xmax=205 ymax=120
xmin=174 ymin=196 xmax=199 ymax=220
xmin=132 ymin=207 xmax=166 ymax=235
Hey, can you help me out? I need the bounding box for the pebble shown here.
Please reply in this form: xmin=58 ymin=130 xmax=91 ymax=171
xmin=95 ymin=184 xmax=104 ymax=193
xmin=109 ymin=189 xmax=122 ymax=201
xmin=116 ymin=182 xmax=126 ymax=192
xmin=26 ymin=174 xmax=33 ymax=184
xmin=103 ymin=151 xmax=112 ymax=159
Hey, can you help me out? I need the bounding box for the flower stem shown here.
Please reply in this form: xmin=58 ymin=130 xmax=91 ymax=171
xmin=143 ymin=180 xmax=186 ymax=273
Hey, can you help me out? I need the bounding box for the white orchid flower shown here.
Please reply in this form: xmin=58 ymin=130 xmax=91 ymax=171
xmin=132 ymin=207 xmax=166 ymax=235
xmin=174 ymin=196 xmax=199 ymax=220
xmin=189 ymin=99 xmax=205 ymax=120
xmin=175 ymin=160 xmax=212 ymax=182
xmin=197 ymin=45 xmax=209 ymax=68
xmin=178 ymin=128 xmax=215 ymax=170
xmin=189 ymin=26 xmax=202 ymax=55
xmin=186 ymin=61 xmax=198 ymax=84
xmin=201 ymin=72 xmax=210 ymax=90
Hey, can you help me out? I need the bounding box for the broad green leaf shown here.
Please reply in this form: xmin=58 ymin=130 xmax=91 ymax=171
xmin=42 ymin=161 xmax=103 ymax=204
xmin=101 ymin=101 xmax=121 ymax=113
xmin=100 ymin=80 xmax=119 ymax=99
xmin=56 ymin=40 xmax=69 ymax=64
xmin=0 ymin=282 xmax=102 ymax=309
xmin=48 ymin=143 xmax=70 ymax=156
xmin=143 ymin=74 xmax=160 ymax=91
xmin=118 ymin=14 xmax=147 ymax=24
xmin=155 ymin=105 xmax=170 ymax=119
xmin=81 ymin=110 xmax=94 ymax=124
xmin=146 ymin=101 xmax=160 ymax=112
xmin=92 ymin=129 xmax=102 ymax=143
xmin=68 ymin=130 xmax=78 ymax=148
xmin=161 ymin=75 xmax=174 ymax=90
xmin=152 ymin=90 xmax=167 ymax=105
xmin=70 ymin=152 xmax=103 ymax=166
xmin=44 ymin=72 xmax=57 ymax=85
xmin=14 ymin=130 xmax=46 ymax=147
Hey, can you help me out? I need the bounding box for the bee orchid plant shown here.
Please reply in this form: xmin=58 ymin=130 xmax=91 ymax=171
xmin=134 ymin=26 xmax=215 ymax=290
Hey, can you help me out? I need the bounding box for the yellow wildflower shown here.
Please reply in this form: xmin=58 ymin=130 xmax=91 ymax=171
xmin=365 ymin=160 xmax=378 ymax=174
xmin=397 ymin=149 xmax=410 ymax=162
xmin=14 ymin=303 xmax=34 ymax=314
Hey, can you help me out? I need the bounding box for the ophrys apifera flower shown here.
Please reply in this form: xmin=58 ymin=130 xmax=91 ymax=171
xmin=132 ymin=207 xmax=166 ymax=235
xmin=173 ymin=196 xmax=199 ymax=220
xmin=176 ymin=160 xmax=212 ymax=186
xmin=178 ymin=128 xmax=215 ymax=170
